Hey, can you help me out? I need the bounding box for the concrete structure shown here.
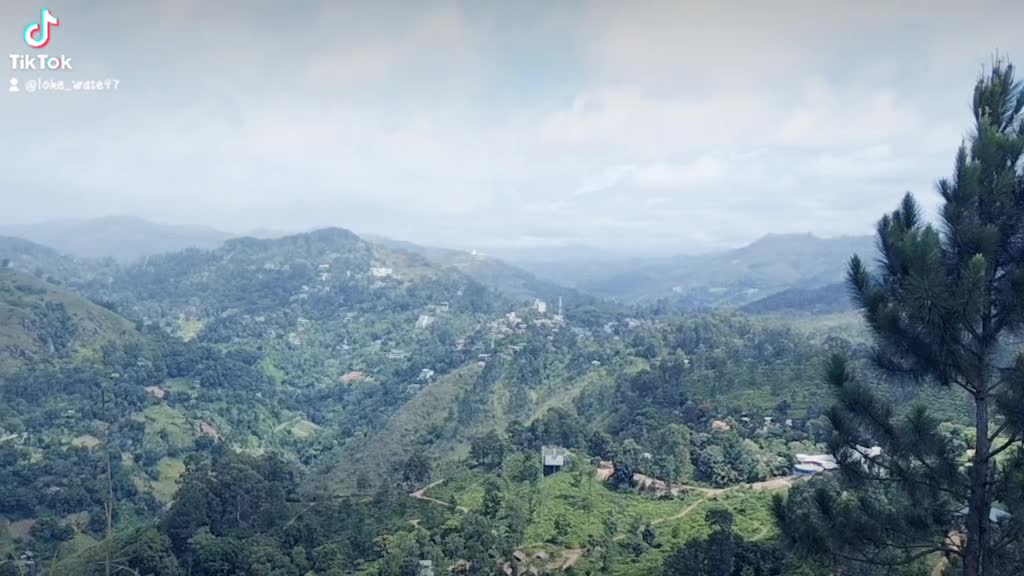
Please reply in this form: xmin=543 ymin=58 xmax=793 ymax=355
xmin=710 ymin=419 xmax=731 ymax=432
xmin=542 ymin=445 xmax=570 ymax=475
xmin=794 ymin=463 xmax=823 ymax=476
xmin=795 ymin=453 xmax=839 ymax=472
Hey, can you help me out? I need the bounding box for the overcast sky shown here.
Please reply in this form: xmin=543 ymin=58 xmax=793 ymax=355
xmin=1 ymin=0 xmax=1022 ymax=254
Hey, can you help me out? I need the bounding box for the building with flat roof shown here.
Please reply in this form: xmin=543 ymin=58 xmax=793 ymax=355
xmin=542 ymin=445 xmax=570 ymax=475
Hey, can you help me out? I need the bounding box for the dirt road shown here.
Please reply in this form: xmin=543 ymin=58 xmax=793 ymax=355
xmin=410 ymin=479 xmax=469 ymax=513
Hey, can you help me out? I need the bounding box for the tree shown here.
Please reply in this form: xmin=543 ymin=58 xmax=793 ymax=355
xmin=506 ymin=420 xmax=533 ymax=453
xmin=469 ymin=430 xmax=507 ymax=471
xmin=30 ymin=515 xmax=74 ymax=543
xmin=780 ymin=62 xmax=1024 ymax=576
xmin=503 ymin=495 xmax=530 ymax=550
xmin=460 ymin=513 xmax=498 ymax=575
xmin=120 ymin=529 xmax=184 ymax=576
xmin=481 ymin=477 xmax=504 ymax=519
xmin=553 ymin=513 xmax=572 ymax=545
xmin=587 ymin=430 xmax=614 ymax=460
xmin=703 ymin=509 xmax=735 ymax=576
xmin=610 ymin=439 xmax=644 ymax=490
xmin=401 ymin=452 xmax=431 ymax=486
xmin=506 ymin=452 xmax=541 ymax=485
xmin=650 ymin=424 xmax=693 ymax=485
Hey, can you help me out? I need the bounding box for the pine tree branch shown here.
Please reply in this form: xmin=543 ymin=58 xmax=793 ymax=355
xmin=842 ymin=443 xmax=969 ymax=500
xmin=986 ymin=433 xmax=1020 ymax=462
xmin=829 ymin=545 xmax=955 ymax=568
xmin=987 ymin=421 xmax=1011 ymax=444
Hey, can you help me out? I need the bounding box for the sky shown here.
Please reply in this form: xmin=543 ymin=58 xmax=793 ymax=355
xmin=1 ymin=0 xmax=1023 ymax=255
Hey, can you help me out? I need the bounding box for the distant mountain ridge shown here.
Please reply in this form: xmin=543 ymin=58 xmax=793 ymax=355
xmin=365 ymin=235 xmax=595 ymax=307
xmin=516 ymin=233 xmax=876 ymax=308
xmin=0 ymin=215 xmax=233 ymax=263
xmin=739 ymin=282 xmax=855 ymax=314
xmin=1 ymin=218 xmax=875 ymax=313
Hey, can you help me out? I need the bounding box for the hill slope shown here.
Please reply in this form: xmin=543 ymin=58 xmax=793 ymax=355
xmin=366 ymin=235 xmax=594 ymax=307
xmin=0 ymin=267 xmax=137 ymax=374
xmin=740 ymin=282 xmax=854 ymax=314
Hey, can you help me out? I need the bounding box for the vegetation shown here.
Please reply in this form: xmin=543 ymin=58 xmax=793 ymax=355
xmin=775 ymin=62 xmax=1024 ymax=576
xmin=4 ymin=59 xmax=1020 ymax=573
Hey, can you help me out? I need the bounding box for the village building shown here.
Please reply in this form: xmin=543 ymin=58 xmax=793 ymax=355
xmin=143 ymin=386 xmax=167 ymax=400
xmin=541 ymin=445 xmax=570 ymax=476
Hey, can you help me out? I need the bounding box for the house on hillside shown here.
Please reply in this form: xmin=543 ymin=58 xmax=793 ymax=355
xmin=542 ymin=445 xmax=570 ymax=476
xmin=794 ymin=453 xmax=840 ymax=476
xmin=710 ymin=419 xmax=731 ymax=432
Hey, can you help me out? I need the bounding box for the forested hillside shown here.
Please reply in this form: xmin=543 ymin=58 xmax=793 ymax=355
xmin=366 ymin=236 xmax=599 ymax=307
xmin=0 ymin=268 xmax=137 ymax=374
xmin=0 ymin=225 xmax=980 ymax=576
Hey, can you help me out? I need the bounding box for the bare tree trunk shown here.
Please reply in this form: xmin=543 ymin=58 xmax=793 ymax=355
xmin=965 ymin=381 xmax=993 ymax=576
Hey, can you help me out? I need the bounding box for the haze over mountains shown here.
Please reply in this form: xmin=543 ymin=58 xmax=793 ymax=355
xmin=0 ymin=215 xmax=873 ymax=312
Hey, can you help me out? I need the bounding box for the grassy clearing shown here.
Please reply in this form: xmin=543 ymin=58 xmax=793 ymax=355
xmin=132 ymin=404 xmax=193 ymax=452
xmin=164 ymin=377 xmax=195 ymax=395
xmin=426 ymin=467 xmax=782 ymax=576
xmin=260 ymin=358 xmax=287 ymax=385
xmin=151 ymin=458 xmax=186 ymax=504
xmin=70 ymin=435 xmax=101 ymax=449
xmin=176 ymin=316 xmax=205 ymax=341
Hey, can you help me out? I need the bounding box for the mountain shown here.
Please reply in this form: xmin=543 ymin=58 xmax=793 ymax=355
xmin=365 ymin=235 xmax=595 ymax=307
xmin=0 ymin=266 xmax=137 ymax=374
xmin=0 ymin=215 xmax=233 ymax=262
xmin=740 ymin=282 xmax=855 ymax=314
xmin=0 ymin=227 xmax=969 ymax=576
xmin=517 ymin=233 xmax=876 ymax=308
xmin=0 ymin=235 xmax=86 ymax=281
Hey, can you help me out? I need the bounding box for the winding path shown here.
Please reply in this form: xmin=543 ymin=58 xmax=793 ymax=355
xmin=410 ymin=478 xmax=469 ymax=513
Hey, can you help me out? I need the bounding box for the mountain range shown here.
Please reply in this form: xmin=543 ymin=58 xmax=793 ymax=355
xmin=0 ymin=215 xmax=233 ymax=263
xmin=0 ymin=216 xmax=873 ymax=312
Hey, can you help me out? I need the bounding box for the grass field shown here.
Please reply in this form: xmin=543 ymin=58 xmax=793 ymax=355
xmin=151 ymin=458 xmax=186 ymax=504
xmin=425 ymin=466 xmax=780 ymax=568
xmin=132 ymin=404 xmax=194 ymax=453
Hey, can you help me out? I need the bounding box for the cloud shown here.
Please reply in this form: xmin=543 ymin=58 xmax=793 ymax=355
xmin=0 ymin=0 xmax=1022 ymax=253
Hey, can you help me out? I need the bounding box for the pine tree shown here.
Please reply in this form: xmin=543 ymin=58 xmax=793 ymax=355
xmin=777 ymin=61 xmax=1024 ymax=576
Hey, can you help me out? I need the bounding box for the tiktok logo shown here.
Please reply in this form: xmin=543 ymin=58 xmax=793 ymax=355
xmin=24 ymin=8 xmax=60 ymax=49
